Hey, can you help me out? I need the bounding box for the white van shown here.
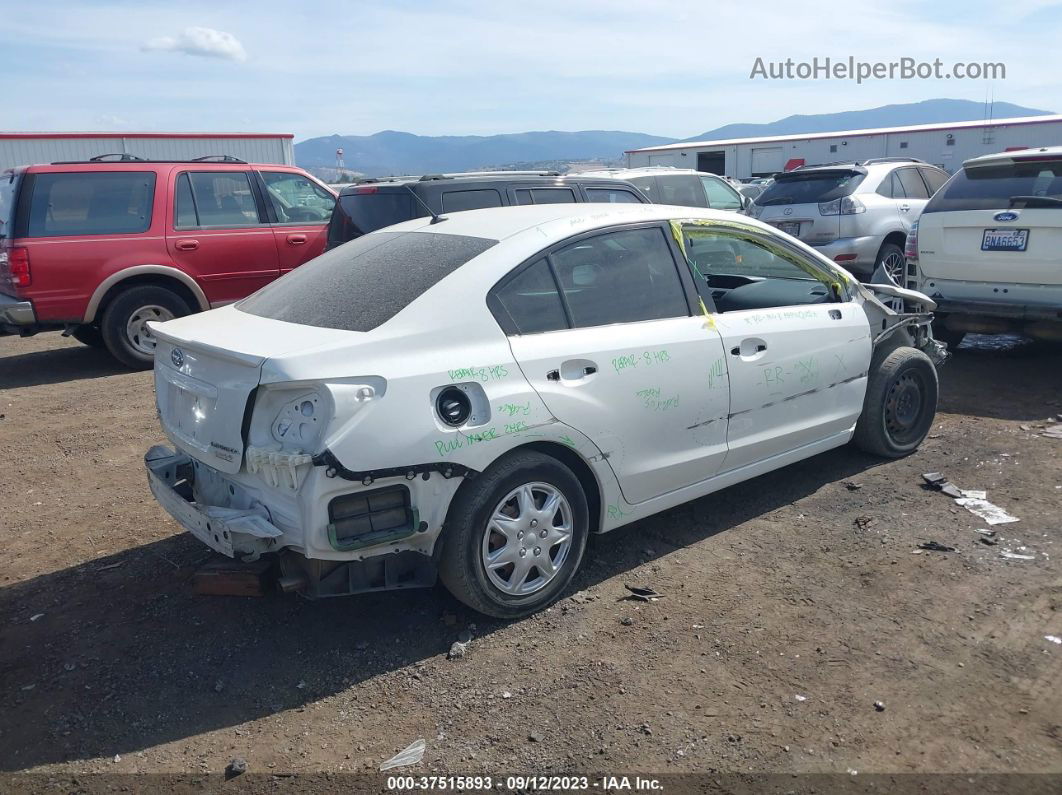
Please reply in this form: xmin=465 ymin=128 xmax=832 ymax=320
xmin=906 ymin=147 xmax=1062 ymax=347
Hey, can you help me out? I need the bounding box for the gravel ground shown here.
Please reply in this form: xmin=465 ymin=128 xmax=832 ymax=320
xmin=0 ymin=331 xmax=1060 ymax=786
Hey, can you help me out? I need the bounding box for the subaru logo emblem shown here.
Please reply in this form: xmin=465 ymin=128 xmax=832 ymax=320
xmin=994 ymin=211 xmax=1019 ymax=222
xmin=171 ymin=347 xmax=184 ymax=368
xmin=783 ymin=207 xmax=794 ymax=216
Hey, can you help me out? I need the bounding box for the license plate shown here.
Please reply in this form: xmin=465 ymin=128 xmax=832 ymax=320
xmin=981 ymin=228 xmax=1028 ymax=251
xmin=778 ymin=221 xmax=800 ymax=236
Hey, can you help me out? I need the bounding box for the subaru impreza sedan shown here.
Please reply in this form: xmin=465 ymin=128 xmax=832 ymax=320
xmin=145 ymin=203 xmax=943 ymax=618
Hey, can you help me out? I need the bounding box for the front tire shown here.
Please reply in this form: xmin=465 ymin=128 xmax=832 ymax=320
xmin=854 ymin=347 xmax=938 ymax=458
xmin=100 ymin=286 xmax=189 ymax=369
xmin=438 ymin=450 xmax=589 ymax=619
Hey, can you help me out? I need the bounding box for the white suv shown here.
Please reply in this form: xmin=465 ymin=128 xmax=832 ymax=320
xmin=580 ymin=167 xmax=749 ymax=213
xmin=905 ymin=147 xmax=1062 ymax=347
xmin=753 ymin=158 xmax=950 ymax=281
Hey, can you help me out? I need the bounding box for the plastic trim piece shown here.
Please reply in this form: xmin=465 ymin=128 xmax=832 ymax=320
xmin=311 ymin=448 xmax=477 ymax=485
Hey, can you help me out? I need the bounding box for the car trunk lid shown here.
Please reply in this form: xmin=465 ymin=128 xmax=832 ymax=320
xmin=150 ymin=306 xmax=358 ymax=473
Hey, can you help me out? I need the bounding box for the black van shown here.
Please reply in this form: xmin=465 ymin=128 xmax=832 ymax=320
xmin=326 ymin=171 xmax=649 ymax=249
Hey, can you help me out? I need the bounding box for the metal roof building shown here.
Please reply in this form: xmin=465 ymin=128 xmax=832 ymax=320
xmin=0 ymin=132 xmax=295 ymax=172
xmin=626 ymin=114 xmax=1062 ymax=178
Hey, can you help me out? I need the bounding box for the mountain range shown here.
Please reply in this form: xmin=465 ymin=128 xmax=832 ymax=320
xmin=295 ymin=99 xmax=1053 ymax=177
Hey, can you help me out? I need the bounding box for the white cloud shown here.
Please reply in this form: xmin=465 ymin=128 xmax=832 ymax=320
xmin=142 ymin=26 xmax=246 ymax=62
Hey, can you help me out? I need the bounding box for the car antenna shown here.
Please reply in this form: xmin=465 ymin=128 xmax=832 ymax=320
xmin=404 ymin=184 xmax=447 ymax=224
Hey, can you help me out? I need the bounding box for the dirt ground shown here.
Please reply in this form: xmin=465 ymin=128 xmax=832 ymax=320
xmin=1 ymin=331 xmax=1060 ymax=786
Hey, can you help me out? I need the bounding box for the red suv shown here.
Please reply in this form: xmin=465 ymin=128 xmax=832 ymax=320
xmin=0 ymin=155 xmax=336 ymax=367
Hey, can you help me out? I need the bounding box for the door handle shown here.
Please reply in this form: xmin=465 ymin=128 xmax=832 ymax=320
xmin=175 ymin=239 xmax=199 ymax=251
xmin=899 ymin=204 xmax=911 ymax=212
xmin=583 ymin=365 xmax=597 ymax=376
xmin=286 ymin=233 xmax=307 ymax=245
xmin=731 ymin=340 xmax=767 ymax=356
xmin=546 ymin=370 xmax=560 ymax=381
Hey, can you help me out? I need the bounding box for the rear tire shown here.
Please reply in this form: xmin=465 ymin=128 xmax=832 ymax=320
xmin=932 ymin=318 xmax=966 ymax=352
xmin=70 ymin=325 xmax=105 ymax=348
xmin=438 ymin=450 xmax=589 ymax=619
xmin=854 ymin=347 xmax=938 ymax=458
xmin=875 ymin=242 xmax=906 ymax=285
xmin=100 ymin=286 xmax=189 ymax=369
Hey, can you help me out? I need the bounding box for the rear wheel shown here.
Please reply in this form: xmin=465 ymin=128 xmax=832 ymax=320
xmin=70 ymin=325 xmax=104 ymax=348
xmin=932 ymin=318 xmax=966 ymax=352
xmin=100 ymin=286 xmax=189 ymax=369
xmin=875 ymin=242 xmax=906 ymax=285
xmin=854 ymin=347 xmax=938 ymax=458
xmin=438 ymin=450 xmax=589 ymax=619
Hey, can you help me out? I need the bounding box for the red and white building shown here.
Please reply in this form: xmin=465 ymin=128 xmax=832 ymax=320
xmin=0 ymin=132 xmax=294 ymax=172
xmin=626 ymin=114 xmax=1062 ymax=177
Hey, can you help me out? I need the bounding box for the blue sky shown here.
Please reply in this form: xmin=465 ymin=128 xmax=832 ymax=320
xmin=1 ymin=0 xmax=1061 ymax=141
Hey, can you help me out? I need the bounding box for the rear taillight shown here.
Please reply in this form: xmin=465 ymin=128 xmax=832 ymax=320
xmin=353 ymin=186 xmax=378 ymax=194
xmin=818 ymin=196 xmax=865 ymax=216
xmin=904 ymin=221 xmax=919 ymax=263
xmin=0 ymin=246 xmax=30 ymax=288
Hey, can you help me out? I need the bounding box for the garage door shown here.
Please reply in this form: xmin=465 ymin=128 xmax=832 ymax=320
xmin=751 ymin=147 xmax=784 ymax=175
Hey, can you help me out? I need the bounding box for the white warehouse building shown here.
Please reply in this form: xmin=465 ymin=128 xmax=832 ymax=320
xmin=0 ymin=132 xmax=295 ymax=173
xmin=626 ymin=114 xmax=1062 ymax=178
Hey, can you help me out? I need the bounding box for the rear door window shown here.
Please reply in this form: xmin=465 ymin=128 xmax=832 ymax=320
xmin=175 ymin=171 xmax=264 ymax=229
xmin=548 ymin=227 xmax=689 ymax=328
xmin=260 ymin=171 xmax=335 ymax=224
xmin=24 ymin=171 xmax=155 ymax=237
xmin=513 ymin=188 xmax=577 ymax=205
xmin=583 ymin=187 xmax=642 ymax=203
xmin=654 ymin=175 xmax=709 ymax=207
xmin=895 ymin=168 xmax=930 ymax=200
xmin=440 ymin=189 xmax=503 ymax=212
xmin=924 ymin=159 xmax=1062 ymax=212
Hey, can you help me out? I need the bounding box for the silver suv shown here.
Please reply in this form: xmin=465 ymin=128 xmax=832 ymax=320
xmin=752 ymin=158 xmax=949 ymax=280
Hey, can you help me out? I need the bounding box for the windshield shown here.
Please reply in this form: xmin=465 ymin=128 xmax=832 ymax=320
xmin=328 ymin=190 xmax=415 ymax=246
xmin=755 ymin=171 xmax=864 ymax=206
xmin=238 ymin=230 xmax=497 ymax=332
xmin=924 ymin=159 xmax=1062 ymax=212
xmin=0 ymin=171 xmax=19 ymax=239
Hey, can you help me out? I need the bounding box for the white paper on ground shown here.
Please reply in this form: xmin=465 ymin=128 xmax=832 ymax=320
xmin=380 ymin=739 xmax=426 ymax=771
xmin=954 ymin=497 xmax=1019 ymax=525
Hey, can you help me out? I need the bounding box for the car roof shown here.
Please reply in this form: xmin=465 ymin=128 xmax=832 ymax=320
xmin=336 ymin=173 xmax=637 ymax=195
xmin=963 ymin=146 xmax=1062 ymax=169
xmin=381 ymin=202 xmax=748 ymax=242
xmin=579 ymin=167 xmax=718 ymax=179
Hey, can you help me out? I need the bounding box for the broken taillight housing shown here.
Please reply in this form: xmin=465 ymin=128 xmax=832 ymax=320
xmin=905 ymin=221 xmax=919 ymax=264
xmin=0 ymin=246 xmax=30 ymax=288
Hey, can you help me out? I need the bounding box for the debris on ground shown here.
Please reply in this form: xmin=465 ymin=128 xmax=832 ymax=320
xmin=380 ymin=739 xmax=426 ymax=771
xmin=854 ymin=515 xmax=876 ymax=531
xmin=918 ymin=541 xmax=957 ymax=552
xmin=29 ymin=613 xmax=44 ymax=622
xmin=1001 ymin=550 xmax=1036 ymax=561
xmin=874 ymin=701 xmax=885 ymax=712
xmin=979 ymin=536 xmax=1000 ymax=546
xmin=620 ymin=616 xmax=634 ymax=626
xmin=1042 ymin=424 xmax=1062 ymax=440
xmin=447 ymin=641 xmax=468 ymax=660
xmin=844 ymin=482 xmax=864 ymax=491
xmin=624 ymin=584 xmax=663 ymax=602
xmin=920 ymin=474 xmax=1019 ymax=525
xmin=225 ymin=757 xmax=247 ymax=778
xmin=794 ymin=694 xmax=807 ymax=702
xmin=955 ymin=496 xmax=1020 ymax=525
xmin=1045 ymin=636 xmax=1061 ymax=645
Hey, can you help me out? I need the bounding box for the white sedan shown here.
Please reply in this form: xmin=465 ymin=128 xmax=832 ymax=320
xmin=145 ymin=204 xmax=943 ymax=617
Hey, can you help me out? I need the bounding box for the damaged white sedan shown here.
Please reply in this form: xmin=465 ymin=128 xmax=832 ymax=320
xmin=145 ymin=204 xmax=944 ymax=617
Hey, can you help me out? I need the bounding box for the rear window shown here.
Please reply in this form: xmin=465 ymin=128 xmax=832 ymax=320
xmin=238 ymin=231 xmax=497 ymax=333
xmin=584 ymin=187 xmax=642 ymax=204
xmin=0 ymin=171 xmax=19 ymax=239
xmin=440 ymin=189 xmax=503 ymax=212
xmin=924 ymin=159 xmax=1062 ymax=213
xmin=22 ymin=171 xmax=155 ymax=237
xmin=328 ymin=191 xmax=415 ymax=246
xmin=756 ymin=171 xmax=864 ymax=206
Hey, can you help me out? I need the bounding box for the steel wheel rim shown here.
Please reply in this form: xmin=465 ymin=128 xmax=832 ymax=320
xmin=884 ymin=370 xmax=926 ymax=444
xmin=125 ymin=305 xmax=174 ymax=355
xmin=481 ymin=481 xmax=573 ymax=596
xmin=881 ymin=251 xmax=905 ymax=284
